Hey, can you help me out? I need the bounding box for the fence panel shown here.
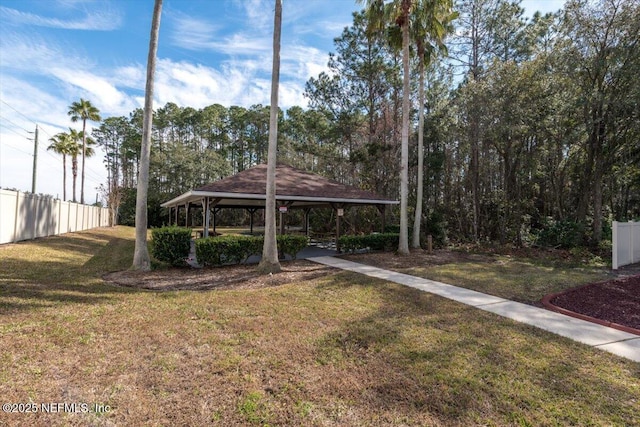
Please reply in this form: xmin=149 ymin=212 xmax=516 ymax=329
xmin=0 ymin=190 xmax=18 ymax=243
xmin=612 ymin=221 xmax=640 ymax=269
xmin=0 ymin=189 xmax=110 ymax=244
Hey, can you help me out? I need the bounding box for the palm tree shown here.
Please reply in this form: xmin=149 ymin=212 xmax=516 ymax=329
xmin=258 ymin=0 xmax=283 ymax=274
xmin=66 ymin=128 xmax=96 ymax=203
xmin=68 ymin=98 xmax=101 ymax=204
xmin=411 ymin=0 xmax=457 ymax=248
xmin=133 ymin=0 xmax=163 ymax=271
xmin=47 ymin=132 xmax=73 ymax=201
xmin=361 ymin=0 xmax=455 ymax=251
xmin=67 ymin=129 xmax=83 ymax=203
xmin=361 ymin=0 xmax=412 ymax=255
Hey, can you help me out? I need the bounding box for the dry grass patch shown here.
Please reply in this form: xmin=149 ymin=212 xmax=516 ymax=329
xmin=1 ymin=227 xmax=638 ymax=426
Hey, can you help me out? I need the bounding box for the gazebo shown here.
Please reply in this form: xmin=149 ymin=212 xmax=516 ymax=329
xmin=160 ymin=164 xmax=398 ymax=250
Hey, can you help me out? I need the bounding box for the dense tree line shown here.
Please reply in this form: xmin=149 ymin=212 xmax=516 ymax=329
xmin=94 ymin=0 xmax=639 ymax=248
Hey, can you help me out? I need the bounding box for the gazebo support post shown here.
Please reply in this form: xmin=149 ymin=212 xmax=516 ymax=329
xmin=377 ymin=204 xmax=386 ymax=233
xmin=184 ymin=203 xmax=189 ymax=227
xmin=203 ymin=198 xmax=222 ymax=238
xmin=202 ymin=198 xmax=210 ymax=238
xmin=212 ymin=207 xmax=222 ymax=236
xmin=278 ymin=202 xmax=293 ymax=235
xmin=174 ymin=205 xmax=178 ymax=225
xmin=303 ymin=208 xmax=311 ymax=237
xmin=332 ymin=203 xmax=346 ymax=253
xmin=279 ymin=210 xmax=284 ymax=235
xmin=247 ymin=208 xmax=258 ymax=235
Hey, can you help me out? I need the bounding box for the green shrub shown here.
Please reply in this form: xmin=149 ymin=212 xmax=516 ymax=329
xmin=195 ymin=234 xmax=308 ymax=266
xmin=276 ymin=234 xmax=309 ymax=259
xmin=338 ymin=233 xmax=399 ymax=253
xmin=151 ymin=226 xmax=192 ymax=266
xmin=339 ymin=235 xmax=361 ymax=253
xmin=536 ymin=219 xmax=585 ymax=248
xmin=196 ymin=235 xmax=261 ymax=266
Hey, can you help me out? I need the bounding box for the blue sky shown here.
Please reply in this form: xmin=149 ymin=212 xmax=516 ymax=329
xmin=0 ymin=0 xmax=565 ymax=201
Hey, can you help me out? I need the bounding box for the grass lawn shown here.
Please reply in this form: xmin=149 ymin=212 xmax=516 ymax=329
xmin=345 ymin=250 xmax=613 ymax=305
xmin=0 ymin=226 xmax=638 ymax=426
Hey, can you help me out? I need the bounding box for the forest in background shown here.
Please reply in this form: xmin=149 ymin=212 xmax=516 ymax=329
xmin=92 ymin=0 xmax=639 ymax=249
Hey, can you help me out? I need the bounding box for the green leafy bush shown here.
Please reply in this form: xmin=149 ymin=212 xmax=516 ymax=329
xmin=196 ymin=235 xmax=260 ymax=266
xmin=276 ymin=234 xmax=309 ymax=259
xmin=535 ymin=219 xmax=584 ymax=248
xmin=338 ymin=233 xmax=399 ymax=253
xmin=195 ymin=234 xmax=308 ymax=266
xmin=151 ymin=226 xmax=192 ymax=266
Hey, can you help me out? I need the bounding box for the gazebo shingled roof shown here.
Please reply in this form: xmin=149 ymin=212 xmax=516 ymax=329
xmin=161 ymin=164 xmax=398 ymax=209
xmin=161 ymin=164 xmax=398 ymax=242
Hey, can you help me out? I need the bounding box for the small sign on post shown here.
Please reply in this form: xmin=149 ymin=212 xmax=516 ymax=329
xmin=337 ymin=208 xmax=344 ymax=217
xmin=278 ymin=206 xmax=288 ymax=213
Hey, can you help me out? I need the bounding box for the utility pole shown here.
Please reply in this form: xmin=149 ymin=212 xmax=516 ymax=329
xmin=31 ymin=124 xmax=38 ymax=193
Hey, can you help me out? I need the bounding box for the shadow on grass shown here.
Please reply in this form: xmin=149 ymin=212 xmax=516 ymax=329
xmin=0 ymin=282 xmax=118 ymax=314
xmin=312 ymin=273 xmax=640 ymax=425
xmin=0 ymin=228 xmax=141 ymax=314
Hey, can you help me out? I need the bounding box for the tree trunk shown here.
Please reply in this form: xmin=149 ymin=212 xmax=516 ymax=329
xmin=469 ymin=0 xmax=481 ymax=241
xmin=398 ymin=2 xmax=411 ymax=255
xmin=62 ymin=155 xmax=67 ymax=202
xmin=80 ymin=120 xmax=86 ymax=204
xmin=412 ymin=51 xmax=425 ymax=248
xmin=591 ymin=114 xmax=606 ymax=244
xmin=72 ymin=157 xmax=77 ymax=202
xmin=258 ymin=0 xmax=283 ymax=274
xmin=592 ymin=161 xmax=604 ymax=244
xmin=133 ymin=0 xmax=162 ymax=271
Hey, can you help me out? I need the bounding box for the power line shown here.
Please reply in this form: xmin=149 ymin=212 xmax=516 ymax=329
xmin=0 ymin=140 xmax=33 ymax=157
xmin=1 ymin=100 xmax=108 ymax=196
xmin=0 ymin=123 xmax=32 ymax=140
xmin=0 ymin=114 xmax=32 ymax=134
xmin=0 ymin=99 xmax=37 ymax=125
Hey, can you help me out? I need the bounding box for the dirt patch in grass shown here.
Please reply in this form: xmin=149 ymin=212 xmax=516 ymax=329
xmin=104 ymin=261 xmax=336 ymax=291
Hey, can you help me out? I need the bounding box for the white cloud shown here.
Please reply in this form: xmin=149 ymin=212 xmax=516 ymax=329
xmin=0 ymin=5 xmax=122 ymax=31
xmin=281 ymin=44 xmax=328 ymax=80
xmin=234 ymin=0 xmax=272 ymax=31
xmin=169 ymin=13 xmax=221 ymax=51
xmin=1 ymin=32 xmax=136 ymax=116
xmin=154 ymin=59 xmax=264 ymax=108
xmin=0 ymin=32 xmax=76 ymax=71
xmin=48 ymin=68 xmax=136 ymax=116
xmin=112 ymin=65 xmax=146 ymax=90
xmin=279 ymin=81 xmax=308 ymax=109
xmin=0 ymin=78 xmax=108 ymax=197
xmin=170 ymin=12 xmax=270 ymax=55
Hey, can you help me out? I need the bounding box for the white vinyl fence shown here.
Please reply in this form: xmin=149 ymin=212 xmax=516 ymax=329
xmin=0 ymin=189 xmax=109 ymax=244
xmin=612 ymin=220 xmax=640 ymax=269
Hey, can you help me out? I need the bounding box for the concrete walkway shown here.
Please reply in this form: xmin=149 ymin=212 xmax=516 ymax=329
xmin=309 ymin=256 xmax=640 ymax=363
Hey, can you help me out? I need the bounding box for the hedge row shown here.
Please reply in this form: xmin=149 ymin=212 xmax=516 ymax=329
xmin=196 ymin=234 xmax=309 ymax=267
xmin=151 ymin=227 xmax=192 ymax=266
xmin=338 ymin=233 xmax=400 ymax=253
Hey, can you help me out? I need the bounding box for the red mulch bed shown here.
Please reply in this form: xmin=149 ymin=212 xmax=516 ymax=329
xmin=546 ymin=275 xmax=640 ymax=333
